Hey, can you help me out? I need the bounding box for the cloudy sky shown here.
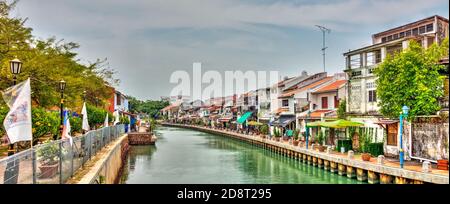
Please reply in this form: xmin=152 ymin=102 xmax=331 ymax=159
xmin=11 ymin=0 xmax=449 ymax=100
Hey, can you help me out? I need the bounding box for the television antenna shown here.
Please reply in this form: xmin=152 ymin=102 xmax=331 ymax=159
xmin=315 ymin=25 xmax=331 ymax=73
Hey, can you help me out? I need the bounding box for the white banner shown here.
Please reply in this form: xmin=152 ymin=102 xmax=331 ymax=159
xmin=104 ymin=113 xmax=109 ymax=127
xmin=81 ymin=102 xmax=90 ymax=131
xmin=2 ymin=78 xmax=32 ymax=144
xmin=113 ymin=110 xmax=120 ymax=125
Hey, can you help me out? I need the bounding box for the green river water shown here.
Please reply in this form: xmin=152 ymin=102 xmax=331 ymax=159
xmin=120 ymin=126 xmax=364 ymax=184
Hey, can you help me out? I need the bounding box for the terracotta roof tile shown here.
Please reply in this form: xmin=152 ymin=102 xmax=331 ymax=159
xmin=310 ymin=110 xmax=332 ymax=118
xmin=279 ymin=77 xmax=333 ymax=98
xmin=313 ymin=80 xmax=347 ymax=93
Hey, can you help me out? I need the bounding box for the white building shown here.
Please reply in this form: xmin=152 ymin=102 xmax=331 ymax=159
xmin=343 ymin=15 xmax=449 ymax=158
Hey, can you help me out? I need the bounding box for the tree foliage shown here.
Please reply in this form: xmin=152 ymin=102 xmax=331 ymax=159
xmin=375 ymin=38 xmax=449 ymax=119
xmin=128 ymin=96 xmax=169 ymax=118
xmin=0 ymin=0 xmax=118 ymax=110
xmin=337 ymin=99 xmax=346 ymax=119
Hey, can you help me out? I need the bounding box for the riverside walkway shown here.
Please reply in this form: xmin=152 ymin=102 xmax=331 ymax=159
xmin=162 ymin=123 xmax=449 ymax=184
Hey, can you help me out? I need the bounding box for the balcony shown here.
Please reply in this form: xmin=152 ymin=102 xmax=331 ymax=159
xmin=439 ymin=97 xmax=449 ymax=110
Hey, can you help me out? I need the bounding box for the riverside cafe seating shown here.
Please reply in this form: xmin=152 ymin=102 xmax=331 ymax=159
xmin=306 ymin=119 xmax=364 ymax=148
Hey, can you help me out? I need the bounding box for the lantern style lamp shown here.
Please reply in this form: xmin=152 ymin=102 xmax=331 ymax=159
xmin=9 ymin=58 xmax=22 ymax=85
xmin=59 ymin=80 xmax=66 ymax=139
xmin=59 ymin=80 xmax=66 ymax=92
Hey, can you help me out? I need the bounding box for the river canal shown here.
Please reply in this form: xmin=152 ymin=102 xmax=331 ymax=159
xmin=120 ymin=126 xmax=364 ymax=184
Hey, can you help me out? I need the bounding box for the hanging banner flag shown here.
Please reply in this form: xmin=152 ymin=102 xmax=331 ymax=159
xmin=104 ymin=112 xmax=109 ymax=127
xmin=62 ymin=109 xmax=73 ymax=145
xmin=113 ymin=110 xmax=120 ymax=125
xmin=81 ymin=102 xmax=90 ymax=131
xmin=1 ymin=78 xmax=32 ymax=144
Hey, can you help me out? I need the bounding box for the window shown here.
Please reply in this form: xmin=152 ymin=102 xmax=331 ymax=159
xmin=426 ymin=23 xmax=434 ymax=32
xmin=412 ymin=28 xmax=419 ymax=35
xmin=405 ymin=30 xmax=412 ymax=37
xmin=351 ymin=85 xmax=361 ymax=90
xmin=282 ymin=99 xmax=289 ymax=107
xmin=334 ymin=96 xmax=339 ymax=108
xmin=368 ymin=90 xmax=377 ymax=102
xmin=399 ymin=32 xmax=405 ymax=38
xmin=382 ymin=37 xmax=387 ymax=43
xmin=387 ymin=123 xmax=398 ymax=146
xmin=366 ymin=82 xmax=376 ymax=89
xmin=116 ymin=93 xmax=121 ymax=105
xmin=387 ymin=35 xmax=393 ymax=41
xmin=321 ymin=97 xmax=328 ymax=109
xmin=419 ymin=26 xmax=426 ymax=34
xmin=393 ymin=33 xmax=399 ymax=40
xmin=375 ymin=51 xmax=382 ymax=64
xmin=352 ymin=71 xmax=362 ymax=77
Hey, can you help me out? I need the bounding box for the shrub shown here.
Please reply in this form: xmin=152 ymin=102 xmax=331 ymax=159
xmin=70 ymin=116 xmax=82 ymax=134
xmin=37 ymin=141 xmax=60 ymax=165
xmin=120 ymin=116 xmax=130 ymax=124
xmin=317 ymin=130 xmax=324 ymax=145
xmin=0 ymin=105 xmax=8 ymax=136
xmin=337 ymin=139 xmax=352 ymax=152
xmin=368 ymin=143 xmax=384 ymax=156
xmin=274 ymin=128 xmax=281 ymax=137
xmin=293 ymin=129 xmax=299 ymax=140
xmin=86 ymin=104 xmax=111 ymax=127
xmin=260 ymin=124 xmax=269 ymax=135
xmin=32 ymin=108 xmax=59 ymax=141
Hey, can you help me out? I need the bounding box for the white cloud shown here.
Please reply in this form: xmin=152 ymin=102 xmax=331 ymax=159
xmin=11 ymin=0 xmax=449 ymax=99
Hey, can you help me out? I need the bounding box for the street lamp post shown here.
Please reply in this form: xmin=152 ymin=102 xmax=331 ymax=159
xmin=399 ymin=105 xmax=409 ymax=168
xmin=305 ymin=110 xmax=311 ymax=150
xmin=7 ymin=58 xmax=22 ymax=156
xmin=59 ymin=80 xmax=66 ymax=139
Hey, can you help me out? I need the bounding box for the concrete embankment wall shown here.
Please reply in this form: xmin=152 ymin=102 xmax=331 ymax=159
xmin=163 ymin=123 xmax=449 ymax=184
xmin=73 ymin=135 xmax=129 ymax=184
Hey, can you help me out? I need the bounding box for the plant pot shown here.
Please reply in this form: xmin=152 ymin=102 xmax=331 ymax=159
xmin=275 ymin=137 xmax=280 ymax=142
xmin=38 ymin=163 xmax=59 ymax=179
xmin=361 ymin=153 xmax=371 ymax=161
xmin=293 ymin=140 xmax=299 ymax=146
xmin=437 ymin=159 xmax=449 ymax=170
xmin=318 ymin=145 xmax=326 ymax=152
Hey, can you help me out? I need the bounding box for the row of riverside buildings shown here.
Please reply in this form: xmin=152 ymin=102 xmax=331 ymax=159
xmin=161 ymin=15 xmax=449 ymax=162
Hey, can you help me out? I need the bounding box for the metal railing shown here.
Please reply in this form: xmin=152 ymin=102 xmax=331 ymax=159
xmin=0 ymin=124 xmax=125 ymax=184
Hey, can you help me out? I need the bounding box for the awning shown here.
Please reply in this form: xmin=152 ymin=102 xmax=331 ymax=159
xmin=247 ymin=121 xmax=263 ymax=126
xmin=306 ymin=121 xmax=323 ymax=127
xmin=272 ymin=115 xmax=296 ymax=127
xmin=374 ymin=120 xmax=398 ymax=129
xmin=258 ymin=118 xmax=271 ymax=124
xmin=373 ymin=120 xmax=398 ymax=125
xmin=237 ymin=112 xmax=253 ymax=124
xmin=306 ymin=119 xmax=364 ymax=128
xmin=218 ymin=116 xmax=233 ymax=122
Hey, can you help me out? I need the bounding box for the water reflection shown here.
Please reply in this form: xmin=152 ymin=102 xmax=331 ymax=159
xmin=121 ymin=127 xmax=364 ymax=184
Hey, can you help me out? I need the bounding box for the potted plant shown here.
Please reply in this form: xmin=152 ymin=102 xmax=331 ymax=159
xmin=274 ymin=128 xmax=281 ymax=142
xmin=292 ymin=129 xmax=300 ymax=146
xmin=260 ymin=125 xmax=269 ymax=139
xmin=359 ymin=128 xmax=372 ymax=161
xmin=37 ymin=141 xmax=60 ymax=179
xmin=317 ymin=130 xmax=326 ymax=152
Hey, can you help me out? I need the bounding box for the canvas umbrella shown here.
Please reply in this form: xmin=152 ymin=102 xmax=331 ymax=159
xmin=247 ymin=121 xmax=263 ymax=126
